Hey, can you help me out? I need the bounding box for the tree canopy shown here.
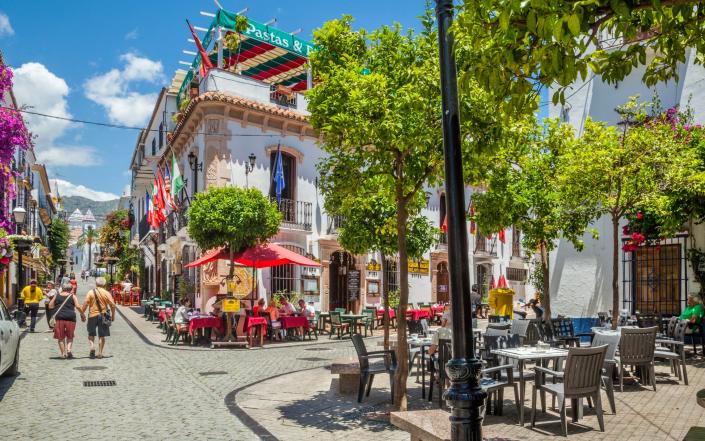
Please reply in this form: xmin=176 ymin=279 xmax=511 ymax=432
xmin=454 ymin=0 xmax=705 ymax=114
xmin=187 ymin=187 xmax=281 ymax=253
xmin=47 ymin=219 xmax=69 ymax=272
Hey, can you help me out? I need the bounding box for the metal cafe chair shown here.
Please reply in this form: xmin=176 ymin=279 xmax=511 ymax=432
xmin=351 ymin=333 xmax=397 ymax=403
xmin=618 ymin=327 xmax=657 ymax=392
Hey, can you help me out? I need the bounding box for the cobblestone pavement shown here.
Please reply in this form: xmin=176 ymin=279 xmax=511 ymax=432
xmin=0 ymin=281 xmax=384 ymax=441
xmin=4 ymin=282 xmax=705 ymax=441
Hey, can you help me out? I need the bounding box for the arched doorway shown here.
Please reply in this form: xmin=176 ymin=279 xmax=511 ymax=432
xmin=329 ymin=251 xmax=355 ymax=311
xmin=436 ymin=262 xmax=449 ymax=303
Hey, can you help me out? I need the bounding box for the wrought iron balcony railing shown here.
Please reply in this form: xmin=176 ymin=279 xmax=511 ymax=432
xmin=273 ymin=198 xmax=312 ymax=231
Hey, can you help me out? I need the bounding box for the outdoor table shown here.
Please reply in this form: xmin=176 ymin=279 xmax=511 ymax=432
xmin=376 ymin=308 xmax=396 ymax=319
xmin=492 ymin=346 xmax=570 ymax=426
xmin=280 ymin=315 xmax=309 ymax=330
xmin=406 ymin=309 xmax=430 ymax=321
xmin=245 ymin=316 xmax=268 ymax=347
xmin=158 ymin=307 xmax=173 ymax=323
xmin=342 ymin=314 xmax=366 ymax=332
xmin=431 ymin=305 xmax=445 ymax=316
xmin=188 ymin=315 xmax=224 ymax=339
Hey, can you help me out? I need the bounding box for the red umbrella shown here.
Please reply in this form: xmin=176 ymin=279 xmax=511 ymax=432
xmin=184 ymin=243 xmax=320 ymax=269
xmin=497 ymin=274 xmax=508 ymax=289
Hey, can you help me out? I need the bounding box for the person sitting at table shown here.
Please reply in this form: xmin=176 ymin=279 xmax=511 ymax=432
xmin=680 ymin=293 xmax=705 ymax=332
xmin=253 ymin=298 xmax=266 ymax=317
xmin=265 ymin=301 xmax=284 ymax=340
xmin=441 ymin=303 xmax=452 ymax=328
xmin=528 ymin=298 xmax=544 ymax=320
xmin=173 ymin=298 xmax=192 ymax=334
xmin=279 ymin=297 xmax=296 ymax=316
xmin=428 ymin=318 xmax=452 ymax=357
xmin=297 ymin=299 xmax=315 ymax=318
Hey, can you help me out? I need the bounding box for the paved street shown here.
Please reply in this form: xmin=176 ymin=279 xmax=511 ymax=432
xmin=0 ymin=280 xmax=401 ymax=441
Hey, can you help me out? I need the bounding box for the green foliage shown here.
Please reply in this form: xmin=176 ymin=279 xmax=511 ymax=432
xmin=225 ymin=15 xmax=250 ymax=53
xmin=689 ymin=248 xmax=705 ymax=296
xmin=47 ymin=219 xmax=69 ymax=271
xmin=386 ymin=289 xmax=400 ymax=309
xmin=187 ymin=187 xmax=281 ymax=253
xmin=454 ymin=0 xmax=705 ymax=115
xmin=272 ymin=290 xmax=301 ymax=307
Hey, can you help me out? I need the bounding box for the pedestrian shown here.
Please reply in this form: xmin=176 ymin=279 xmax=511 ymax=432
xmin=80 ymin=277 xmax=116 ymax=359
xmin=48 ymin=281 xmax=85 ymax=359
xmin=69 ymin=273 xmax=78 ymax=294
xmin=470 ymin=284 xmax=482 ymax=318
xmin=44 ymin=281 xmax=58 ymax=330
xmin=20 ymin=280 xmax=43 ymax=332
xmin=528 ymin=298 xmax=544 ymax=320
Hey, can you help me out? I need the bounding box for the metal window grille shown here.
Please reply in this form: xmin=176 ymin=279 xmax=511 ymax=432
xmin=506 ymin=267 xmax=527 ymax=282
xmin=271 ymin=244 xmax=306 ymax=295
xmin=622 ymin=234 xmax=688 ymax=315
xmin=384 ymin=257 xmax=399 ymax=293
xmin=269 ymin=85 xmax=298 ymax=108
xmin=512 ymin=227 xmax=522 ymax=257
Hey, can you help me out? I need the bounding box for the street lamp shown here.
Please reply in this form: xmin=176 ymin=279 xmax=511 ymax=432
xmin=244 ymin=153 xmax=256 ymax=187
xmin=434 ymin=1 xmax=486 ymax=439
xmin=12 ymin=206 xmax=28 ymax=309
xmin=187 ymin=151 xmax=202 ymax=196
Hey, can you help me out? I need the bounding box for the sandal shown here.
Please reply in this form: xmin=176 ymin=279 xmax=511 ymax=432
xmin=89 ymin=350 xmax=95 ymax=359
xmin=67 ymin=352 xmax=74 ymax=359
xmin=96 ymin=354 xmax=103 ymax=359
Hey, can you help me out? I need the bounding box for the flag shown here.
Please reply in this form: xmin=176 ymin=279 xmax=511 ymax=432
xmin=441 ymin=215 xmax=447 ymax=233
xmin=152 ymin=175 xmax=167 ymax=223
xmin=145 ymin=191 xmax=152 ymax=226
xmin=489 ymin=276 xmax=497 ymax=290
xmin=171 ymin=153 xmax=185 ymax=201
xmin=498 ymin=227 xmax=506 ymax=243
xmin=273 ymin=143 xmax=285 ymax=204
xmin=187 ymin=20 xmax=213 ymax=77
xmin=163 ymin=165 xmax=175 ymax=210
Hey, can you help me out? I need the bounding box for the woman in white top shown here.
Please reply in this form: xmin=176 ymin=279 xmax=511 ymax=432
xmin=174 ymin=298 xmax=192 ymax=333
xmin=45 ymin=281 xmax=58 ymax=329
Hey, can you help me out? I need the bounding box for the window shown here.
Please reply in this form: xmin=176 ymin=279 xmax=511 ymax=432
xmin=507 ymin=267 xmax=528 ymax=282
xmin=512 ymin=227 xmax=522 ymax=257
xmin=271 ymin=244 xmax=306 ymax=294
xmin=384 ymin=257 xmax=399 ymax=294
xmin=151 ymin=138 xmax=156 ymax=156
xmin=269 ymin=150 xmax=296 ymax=201
xmin=159 ymin=123 xmax=164 ymax=148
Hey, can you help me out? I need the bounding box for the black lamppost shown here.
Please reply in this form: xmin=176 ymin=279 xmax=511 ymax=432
xmin=434 ymin=1 xmax=486 ymax=439
xmin=187 ymin=151 xmax=202 ymax=196
xmin=12 ymin=206 xmax=30 ymax=309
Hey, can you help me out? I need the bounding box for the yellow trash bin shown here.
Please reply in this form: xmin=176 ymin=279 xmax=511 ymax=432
xmin=488 ymin=288 xmax=515 ymax=319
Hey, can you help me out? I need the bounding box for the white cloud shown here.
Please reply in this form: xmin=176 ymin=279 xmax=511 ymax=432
xmin=124 ymin=28 xmax=138 ymax=40
xmin=55 ymin=179 xmax=119 ymax=201
xmin=12 ymin=62 xmax=101 ymax=167
xmin=84 ymin=52 xmax=164 ymax=126
xmin=0 ymin=13 xmax=14 ymax=37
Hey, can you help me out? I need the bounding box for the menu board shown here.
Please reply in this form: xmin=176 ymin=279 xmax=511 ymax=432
xmin=347 ymin=270 xmax=361 ymax=301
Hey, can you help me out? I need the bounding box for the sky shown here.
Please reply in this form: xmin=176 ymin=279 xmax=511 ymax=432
xmin=1 ymin=1 xmax=546 ymax=201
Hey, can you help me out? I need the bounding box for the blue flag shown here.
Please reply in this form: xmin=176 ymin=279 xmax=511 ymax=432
xmin=273 ymin=143 xmax=285 ymax=204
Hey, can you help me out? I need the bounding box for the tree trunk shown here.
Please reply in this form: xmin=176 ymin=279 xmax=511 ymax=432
xmin=381 ymin=252 xmax=390 ymax=351
xmin=611 ymin=216 xmax=620 ymax=330
xmin=539 ymin=241 xmax=551 ymax=322
xmin=88 ymin=242 xmax=92 ymax=271
xmin=393 ymin=188 xmax=409 ymax=411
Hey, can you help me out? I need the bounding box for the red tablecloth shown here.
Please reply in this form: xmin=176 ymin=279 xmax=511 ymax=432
xmin=406 ymin=309 xmax=431 ymax=320
xmin=245 ymin=316 xmax=268 ymax=333
xmin=158 ymin=308 xmax=173 ymax=323
xmin=431 ymin=305 xmax=445 ymax=315
xmin=280 ymin=315 xmax=310 ymax=330
xmin=376 ymin=308 xmax=396 ymax=319
xmin=188 ymin=316 xmax=223 ymax=337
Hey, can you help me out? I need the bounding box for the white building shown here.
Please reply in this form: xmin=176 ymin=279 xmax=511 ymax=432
xmin=129 ymin=8 xmax=531 ymax=312
xmin=547 ymin=47 xmax=705 ymax=318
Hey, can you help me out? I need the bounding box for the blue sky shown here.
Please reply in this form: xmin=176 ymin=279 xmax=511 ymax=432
xmin=1 ymin=1 xmax=545 ymax=200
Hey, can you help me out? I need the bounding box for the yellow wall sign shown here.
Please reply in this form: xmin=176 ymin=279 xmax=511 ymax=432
xmin=408 ymin=259 xmax=430 ymax=274
xmin=222 ymin=298 xmax=240 ymax=313
xmin=366 ymin=261 xmax=381 ymax=271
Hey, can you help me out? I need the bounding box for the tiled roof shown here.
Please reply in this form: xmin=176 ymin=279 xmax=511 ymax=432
xmin=170 ymin=91 xmax=309 ymax=143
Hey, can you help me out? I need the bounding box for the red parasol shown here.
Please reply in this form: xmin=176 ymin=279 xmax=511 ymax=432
xmin=497 ymin=274 xmax=508 ymax=289
xmin=184 ymin=243 xmax=320 ymax=269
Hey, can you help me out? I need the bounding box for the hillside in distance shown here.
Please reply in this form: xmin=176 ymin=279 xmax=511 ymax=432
xmin=61 ymin=196 xmax=119 ymax=225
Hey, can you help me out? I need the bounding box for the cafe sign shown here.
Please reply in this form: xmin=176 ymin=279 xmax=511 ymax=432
xmin=222 ymin=298 xmax=240 ymax=313
xmin=408 ymin=259 xmax=430 ymax=275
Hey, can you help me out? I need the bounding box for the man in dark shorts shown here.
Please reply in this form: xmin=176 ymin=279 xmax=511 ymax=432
xmin=80 ymin=277 xmax=116 ymax=359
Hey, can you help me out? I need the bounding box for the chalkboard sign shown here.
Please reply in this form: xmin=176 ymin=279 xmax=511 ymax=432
xmin=347 ymin=270 xmax=361 ymax=301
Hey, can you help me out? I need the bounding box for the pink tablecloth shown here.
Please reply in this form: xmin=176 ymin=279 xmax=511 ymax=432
xmin=376 ymin=308 xmax=396 ymax=319
xmin=280 ymin=315 xmax=310 ymax=330
xmin=431 ymin=305 xmax=445 ymax=315
xmin=245 ymin=316 xmax=268 ymax=333
xmin=158 ymin=308 xmax=173 ymax=323
xmin=188 ymin=316 xmax=224 ymax=337
xmin=406 ymin=309 xmax=431 ymax=321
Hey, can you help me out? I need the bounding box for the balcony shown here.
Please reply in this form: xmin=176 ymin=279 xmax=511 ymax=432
xmin=165 ymin=206 xmax=189 ymax=239
xmin=436 ymin=232 xmax=447 ymax=249
xmin=474 ymin=233 xmax=497 ymax=257
xmin=326 ymin=215 xmax=345 ymax=235
xmin=274 ymin=198 xmax=312 ymax=231
xmin=137 ymin=216 xmax=150 ymax=242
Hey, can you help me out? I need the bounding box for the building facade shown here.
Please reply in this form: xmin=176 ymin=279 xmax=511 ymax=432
xmin=129 ymin=9 xmax=532 ymax=312
xmin=547 ymin=47 xmax=705 ymax=318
